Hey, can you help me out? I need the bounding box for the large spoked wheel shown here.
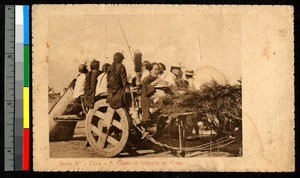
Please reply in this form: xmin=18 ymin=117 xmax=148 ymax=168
xmin=85 ymin=99 xmax=129 ymax=157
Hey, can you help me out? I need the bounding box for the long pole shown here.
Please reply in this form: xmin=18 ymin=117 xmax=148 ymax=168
xmin=105 ymin=19 xmax=107 ymax=61
xmin=117 ymin=18 xmax=134 ymax=62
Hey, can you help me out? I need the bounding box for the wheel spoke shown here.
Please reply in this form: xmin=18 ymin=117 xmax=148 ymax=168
xmin=91 ymin=125 xmax=102 ymax=136
xmin=94 ymin=111 xmax=106 ymax=119
xmin=106 ymin=107 xmax=115 ymax=120
xmin=96 ymin=130 xmax=108 ymax=149
xmin=112 ymin=120 xmax=122 ymax=130
xmin=107 ymin=136 xmax=119 ymax=146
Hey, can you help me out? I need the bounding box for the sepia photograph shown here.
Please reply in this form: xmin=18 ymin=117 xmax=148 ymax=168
xmin=33 ymin=5 xmax=293 ymax=171
xmin=47 ymin=9 xmax=242 ymax=159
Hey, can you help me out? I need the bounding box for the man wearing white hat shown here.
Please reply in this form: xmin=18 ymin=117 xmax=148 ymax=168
xmin=164 ymin=61 xmax=182 ymax=86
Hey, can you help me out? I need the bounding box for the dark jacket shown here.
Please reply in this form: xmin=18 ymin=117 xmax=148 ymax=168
xmin=106 ymin=63 xmax=128 ymax=109
xmin=83 ymin=69 xmax=101 ymax=109
xmin=141 ymin=75 xmax=157 ymax=122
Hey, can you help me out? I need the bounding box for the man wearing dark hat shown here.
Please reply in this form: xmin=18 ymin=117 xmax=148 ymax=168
xmin=185 ymin=69 xmax=195 ymax=90
xmin=106 ymin=52 xmax=129 ymax=109
xmin=83 ymin=59 xmax=102 ymax=109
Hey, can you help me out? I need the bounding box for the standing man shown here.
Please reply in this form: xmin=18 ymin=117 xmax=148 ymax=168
xmin=83 ymin=59 xmax=101 ymax=109
xmin=107 ymin=52 xmax=129 ymax=109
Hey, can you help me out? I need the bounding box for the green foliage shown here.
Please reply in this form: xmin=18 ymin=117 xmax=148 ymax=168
xmin=162 ymin=79 xmax=242 ymax=121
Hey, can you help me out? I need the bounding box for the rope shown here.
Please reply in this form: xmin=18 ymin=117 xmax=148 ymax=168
xmin=145 ymin=134 xmax=235 ymax=152
xmin=133 ymin=121 xmax=236 ymax=153
xmin=131 ymin=111 xmax=237 ymax=154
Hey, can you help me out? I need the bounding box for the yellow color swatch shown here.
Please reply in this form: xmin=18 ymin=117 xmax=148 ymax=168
xmin=23 ymin=87 xmax=29 ymax=128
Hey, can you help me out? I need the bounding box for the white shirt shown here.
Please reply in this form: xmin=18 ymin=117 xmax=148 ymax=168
xmin=187 ymin=78 xmax=196 ymax=90
xmin=95 ymin=73 xmax=108 ymax=96
xmin=141 ymin=69 xmax=150 ymax=81
xmin=158 ymin=71 xmax=167 ymax=80
xmin=73 ymin=73 xmax=86 ymax=99
xmin=163 ymin=71 xmax=176 ymax=86
xmin=150 ymin=89 xmax=167 ymax=103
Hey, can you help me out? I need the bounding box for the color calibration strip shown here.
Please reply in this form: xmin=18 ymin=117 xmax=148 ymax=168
xmin=4 ymin=5 xmax=30 ymax=171
xmin=15 ymin=5 xmax=24 ymax=171
xmin=22 ymin=5 xmax=30 ymax=171
xmin=15 ymin=5 xmax=30 ymax=171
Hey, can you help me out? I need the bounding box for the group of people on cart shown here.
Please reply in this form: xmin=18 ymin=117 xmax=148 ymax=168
xmin=71 ymin=52 xmax=197 ymax=131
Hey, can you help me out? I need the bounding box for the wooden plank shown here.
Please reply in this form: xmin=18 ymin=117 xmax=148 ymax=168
xmin=91 ymin=125 xmax=102 ymax=136
xmin=107 ymin=136 xmax=119 ymax=146
xmin=53 ymin=115 xmax=84 ymax=121
xmin=112 ymin=120 xmax=122 ymax=130
xmin=94 ymin=111 xmax=106 ymax=119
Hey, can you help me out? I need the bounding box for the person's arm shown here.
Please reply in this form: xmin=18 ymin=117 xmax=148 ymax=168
xmin=86 ymin=71 xmax=98 ymax=96
xmin=106 ymin=67 xmax=111 ymax=88
xmin=150 ymin=78 xmax=162 ymax=86
xmin=142 ymin=76 xmax=156 ymax=97
xmin=84 ymin=73 xmax=90 ymax=95
xmin=120 ymin=65 xmax=128 ymax=88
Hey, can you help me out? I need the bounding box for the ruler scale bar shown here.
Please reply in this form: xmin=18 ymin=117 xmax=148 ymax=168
xmin=5 ymin=5 xmax=15 ymax=171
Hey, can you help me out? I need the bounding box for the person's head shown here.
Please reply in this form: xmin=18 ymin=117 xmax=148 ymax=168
xmin=102 ymin=63 xmax=111 ymax=73
xmin=78 ymin=64 xmax=88 ymax=74
xmin=142 ymin=61 xmax=151 ymax=71
xmin=149 ymin=62 xmax=160 ymax=77
xmin=90 ymin=60 xmax=100 ymax=70
xmin=113 ymin=52 xmax=124 ymax=64
xmin=170 ymin=66 xmax=181 ymax=76
xmin=185 ymin=70 xmax=194 ymax=79
xmin=158 ymin=62 xmax=166 ymax=74
xmin=186 ymin=74 xmax=193 ymax=79
xmin=170 ymin=62 xmax=182 ymax=76
xmin=177 ymin=70 xmax=183 ymax=79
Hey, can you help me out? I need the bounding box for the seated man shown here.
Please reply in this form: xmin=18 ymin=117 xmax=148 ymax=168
xmin=185 ymin=69 xmax=196 ymax=90
xmin=63 ymin=64 xmax=88 ymax=115
xmin=73 ymin=64 xmax=88 ymax=99
xmin=163 ymin=62 xmax=181 ymax=86
xmin=176 ymin=70 xmax=189 ymax=91
xmin=83 ymin=59 xmax=101 ymax=109
xmin=158 ymin=62 xmax=184 ymax=95
xmin=141 ymin=62 xmax=173 ymax=128
xmin=141 ymin=63 xmax=160 ymax=125
xmin=95 ymin=63 xmax=110 ymax=99
xmin=158 ymin=62 xmax=167 ymax=80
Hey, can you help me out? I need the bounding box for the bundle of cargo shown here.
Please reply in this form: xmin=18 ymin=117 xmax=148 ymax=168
xmin=161 ymin=79 xmax=242 ymax=137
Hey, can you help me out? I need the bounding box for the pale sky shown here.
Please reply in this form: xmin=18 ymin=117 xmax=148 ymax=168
xmin=48 ymin=13 xmax=241 ymax=92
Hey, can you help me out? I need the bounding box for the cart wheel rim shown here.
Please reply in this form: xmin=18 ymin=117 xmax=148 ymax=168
xmin=85 ymin=99 xmax=129 ymax=157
